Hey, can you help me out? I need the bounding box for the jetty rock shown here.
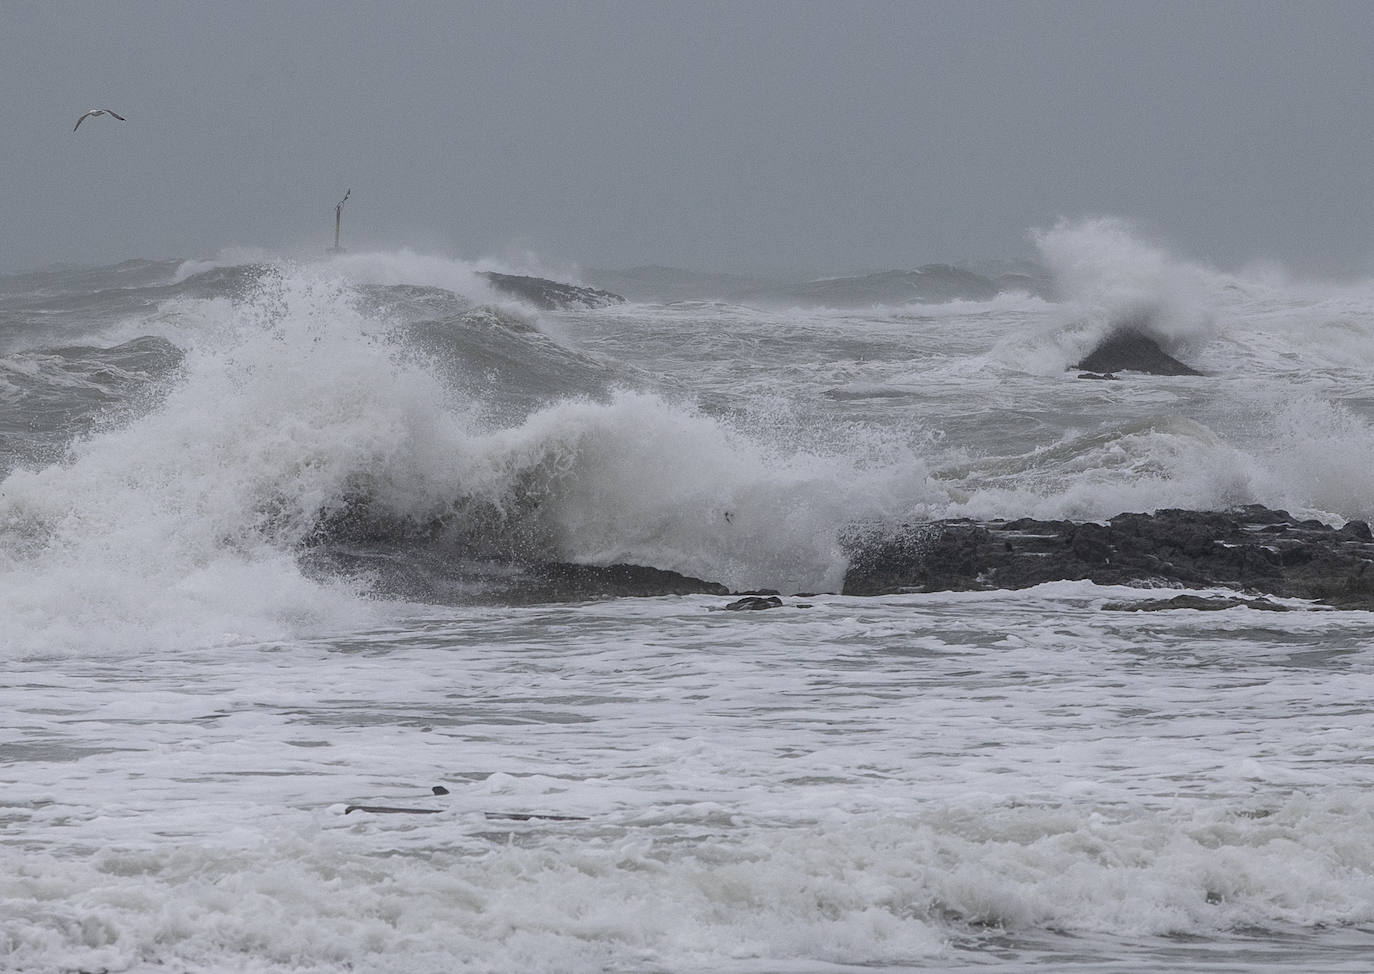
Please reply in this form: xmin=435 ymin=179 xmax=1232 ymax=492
xmin=841 ymin=505 xmax=1374 ymax=608
xmin=1073 ymin=318 xmax=1202 ymax=376
xmin=480 ymin=272 xmax=626 ymax=311
xmin=300 ymin=544 xmax=730 ymax=604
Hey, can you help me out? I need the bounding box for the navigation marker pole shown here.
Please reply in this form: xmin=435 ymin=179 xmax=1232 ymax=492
xmin=328 ymin=188 xmax=350 ymax=254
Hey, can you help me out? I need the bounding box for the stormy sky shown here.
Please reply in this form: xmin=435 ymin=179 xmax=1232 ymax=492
xmin=4 ymin=0 xmax=1373 ymax=275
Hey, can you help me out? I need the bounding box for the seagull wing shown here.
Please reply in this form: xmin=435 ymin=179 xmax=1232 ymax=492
xmin=73 ymin=109 xmax=125 ymax=131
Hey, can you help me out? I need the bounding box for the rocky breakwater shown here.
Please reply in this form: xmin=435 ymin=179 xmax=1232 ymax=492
xmin=842 ymin=505 xmax=1374 ymax=608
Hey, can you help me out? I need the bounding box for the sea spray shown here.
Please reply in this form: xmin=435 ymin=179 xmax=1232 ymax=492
xmin=0 ymin=260 xmax=943 ymax=654
xmin=479 ymin=390 xmax=935 ymax=594
xmin=0 ymin=270 xmax=431 ymax=655
xmin=1028 ymin=216 xmax=1219 ymax=367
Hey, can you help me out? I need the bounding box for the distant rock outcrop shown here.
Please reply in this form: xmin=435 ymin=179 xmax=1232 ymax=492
xmin=480 ymin=272 xmax=625 ymax=311
xmin=787 ymin=264 xmax=1003 ymax=306
xmin=842 ymin=505 xmax=1374 ymax=609
xmin=579 ymin=260 xmax=1057 ymax=306
xmin=581 ymin=265 xmax=776 ymax=303
xmin=1074 ymin=319 xmax=1202 ymax=376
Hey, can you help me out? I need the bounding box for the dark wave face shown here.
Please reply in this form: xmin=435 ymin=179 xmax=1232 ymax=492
xmin=0 ymin=335 xmax=183 ymax=470
xmin=0 ymin=259 xmax=633 ymax=473
xmin=1 ymin=256 xmax=836 ymax=643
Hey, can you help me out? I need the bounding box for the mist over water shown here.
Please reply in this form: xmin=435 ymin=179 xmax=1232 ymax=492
xmin=4 ymin=221 xmax=1374 ymax=971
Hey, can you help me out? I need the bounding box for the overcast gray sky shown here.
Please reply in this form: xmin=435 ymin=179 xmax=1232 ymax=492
xmin=4 ymin=0 xmax=1373 ymax=275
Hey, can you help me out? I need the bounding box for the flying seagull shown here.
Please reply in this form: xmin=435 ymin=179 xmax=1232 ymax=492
xmin=73 ymin=109 xmax=126 ymax=131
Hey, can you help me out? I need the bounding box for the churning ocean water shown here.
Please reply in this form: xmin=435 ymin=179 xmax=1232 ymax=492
xmin=3 ymin=219 xmax=1374 ymax=972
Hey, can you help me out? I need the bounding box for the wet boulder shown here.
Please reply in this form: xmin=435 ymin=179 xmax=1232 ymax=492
xmin=723 ymin=595 xmax=785 ymax=610
xmin=842 ymin=505 xmax=1374 ymax=609
xmin=1074 ymin=319 xmax=1201 ymax=376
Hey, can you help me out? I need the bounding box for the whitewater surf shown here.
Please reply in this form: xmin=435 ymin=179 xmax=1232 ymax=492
xmin=3 ymin=220 xmax=1374 ymax=972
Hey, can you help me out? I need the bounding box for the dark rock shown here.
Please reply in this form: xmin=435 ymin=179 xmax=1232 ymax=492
xmin=432 ymin=785 xmax=450 ymax=796
xmin=1316 ymin=590 xmax=1374 ymax=611
xmin=480 ymin=272 xmax=625 ymax=311
xmin=345 ymin=805 xmax=443 ymax=815
xmin=1076 ymin=371 xmax=1118 ymax=380
xmin=842 ymin=506 xmax=1374 ymax=608
xmin=841 ymin=519 xmax=996 ymax=594
xmin=1101 ymin=594 xmax=1290 ymax=612
xmin=1074 ymin=319 xmax=1202 ymax=376
xmin=580 ymin=260 xmax=1057 ymax=305
xmin=516 ymin=563 xmax=730 ymax=603
xmin=723 ymin=595 xmax=785 ymax=611
xmin=301 ymin=542 xmax=730 ymax=605
xmin=1234 ymin=504 xmax=1292 ymax=524
xmin=1343 ymin=521 xmax=1373 ymax=541
xmin=293 ymin=458 xmax=723 ymax=602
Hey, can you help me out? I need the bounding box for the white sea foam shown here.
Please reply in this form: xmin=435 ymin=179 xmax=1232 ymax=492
xmin=5 ymin=590 xmax=1374 ymax=972
xmin=7 ymin=794 xmax=1371 ymax=973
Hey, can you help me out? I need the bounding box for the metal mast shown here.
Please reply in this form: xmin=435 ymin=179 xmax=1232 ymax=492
xmin=329 ymin=188 xmax=350 ymax=253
